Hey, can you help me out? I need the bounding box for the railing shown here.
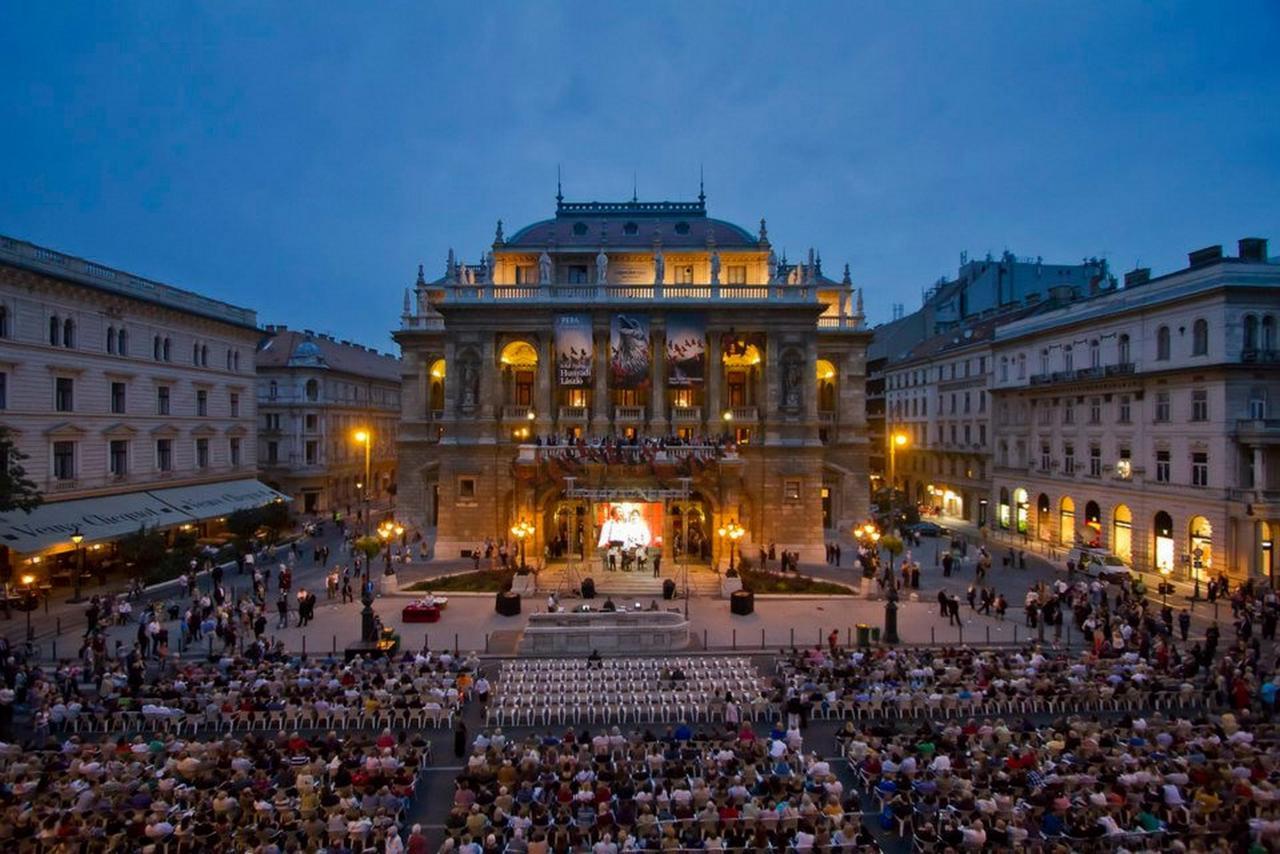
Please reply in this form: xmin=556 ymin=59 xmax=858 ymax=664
xmin=502 ymin=405 xmax=534 ymax=420
xmin=399 ymin=314 xmax=445 ymax=331
xmin=671 ymin=407 xmax=702 ymax=423
xmin=1029 ymin=362 xmax=1135 ymax=385
xmin=1242 ymin=349 xmax=1280 ymax=364
xmin=435 ymin=282 xmax=824 ymax=304
xmin=816 ymin=316 xmax=864 ymax=330
xmin=558 ymin=405 xmax=589 ymax=420
xmin=730 ymin=407 xmax=758 ymax=422
xmin=1228 ymin=488 xmax=1280 ymax=503
xmin=1236 ymin=418 xmax=1280 ymax=435
xmin=515 ymin=444 xmax=737 ymax=465
xmin=614 ymin=406 xmax=645 ymax=421
xmin=1 ymin=234 xmax=257 ymax=327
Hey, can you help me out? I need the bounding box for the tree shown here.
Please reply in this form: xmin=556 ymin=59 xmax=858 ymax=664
xmin=258 ymin=501 xmax=292 ymax=543
xmin=118 ymin=525 xmax=167 ymax=579
xmin=0 ymin=427 xmax=42 ymax=513
xmin=353 ymin=536 xmax=383 ymax=562
xmin=225 ymin=507 xmax=262 ymax=543
xmin=880 ymin=535 xmax=904 ymax=574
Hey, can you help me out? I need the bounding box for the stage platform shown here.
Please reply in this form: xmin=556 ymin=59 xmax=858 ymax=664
xmin=536 ymin=560 xmax=723 ymax=598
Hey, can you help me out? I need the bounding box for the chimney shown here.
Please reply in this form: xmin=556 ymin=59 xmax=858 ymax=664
xmin=1239 ymin=237 xmax=1268 ymax=262
xmin=1187 ymin=245 xmax=1223 ymax=268
xmin=1124 ymin=268 xmax=1151 ymax=288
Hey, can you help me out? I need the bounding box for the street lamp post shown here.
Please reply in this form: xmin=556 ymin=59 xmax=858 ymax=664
xmin=716 ymin=519 xmax=744 ymax=576
xmin=354 ymin=430 xmax=372 ymax=535
xmin=21 ymin=573 xmax=35 ymax=641
xmin=510 ymin=519 xmax=534 ymax=571
xmin=888 ymin=431 xmax=909 ymax=527
xmin=68 ymin=528 xmax=85 ymax=604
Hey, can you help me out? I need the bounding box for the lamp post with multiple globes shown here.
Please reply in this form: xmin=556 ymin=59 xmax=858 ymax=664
xmin=68 ymin=527 xmax=85 ymax=604
xmin=353 ymin=429 xmax=372 ymax=534
xmin=717 ymin=519 xmax=745 ymax=575
xmin=510 ymin=519 xmax=534 ymax=571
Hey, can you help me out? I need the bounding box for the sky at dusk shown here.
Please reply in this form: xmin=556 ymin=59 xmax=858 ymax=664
xmin=1 ymin=3 xmax=1277 ymax=351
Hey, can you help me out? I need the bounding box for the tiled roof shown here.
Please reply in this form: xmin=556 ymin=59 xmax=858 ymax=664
xmin=257 ymin=328 xmax=401 ymax=380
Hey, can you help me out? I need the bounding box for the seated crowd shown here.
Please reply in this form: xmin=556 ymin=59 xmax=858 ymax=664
xmin=843 ymin=712 xmax=1280 ymax=852
xmin=444 ymin=721 xmax=878 ymax=853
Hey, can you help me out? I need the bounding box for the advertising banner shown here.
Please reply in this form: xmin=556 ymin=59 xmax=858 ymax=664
xmin=665 ymin=313 xmax=706 ymax=386
xmin=554 ymin=314 xmax=593 ymax=386
xmin=610 ymin=313 xmax=651 ymax=389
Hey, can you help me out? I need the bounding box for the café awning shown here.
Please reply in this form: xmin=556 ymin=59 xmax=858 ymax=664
xmin=147 ymin=478 xmax=288 ymax=521
xmin=0 ymin=490 xmax=195 ymax=555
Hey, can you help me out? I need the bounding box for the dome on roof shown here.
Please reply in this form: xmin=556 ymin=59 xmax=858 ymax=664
xmin=288 ymin=338 xmax=326 ymax=367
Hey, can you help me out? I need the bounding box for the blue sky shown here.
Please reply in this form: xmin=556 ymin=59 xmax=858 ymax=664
xmin=1 ymin=2 xmax=1277 ymax=350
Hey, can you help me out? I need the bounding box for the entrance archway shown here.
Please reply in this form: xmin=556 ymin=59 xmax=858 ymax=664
xmin=1189 ymin=516 xmax=1213 ymax=582
xmin=1012 ymin=488 xmax=1029 ymax=534
xmin=1083 ymin=501 xmax=1102 ymax=548
xmin=1153 ymin=511 xmax=1175 ymax=574
xmin=998 ymin=487 xmax=1011 ymax=530
xmin=1113 ymin=504 xmax=1133 ymax=563
xmin=1036 ymin=493 xmax=1051 ymax=541
xmin=1059 ymin=496 xmax=1075 ymax=546
xmin=428 ymin=359 xmax=446 ymax=413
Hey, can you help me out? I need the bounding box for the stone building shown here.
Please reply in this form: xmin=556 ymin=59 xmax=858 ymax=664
xmin=0 ymin=234 xmax=276 ymax=587
xmin=393 ymin=192 xmax=870 ymax=565
xmin=989 ymin=238 xmax=1279 ymax=584
xmin=256 ymin=326 xmax=402 ymax=516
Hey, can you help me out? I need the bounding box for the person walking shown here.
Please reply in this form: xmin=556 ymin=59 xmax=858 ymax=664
xmin=1178 ymin=609 xmax=1191 ymax=642
xmin=277 ymin=593 xmax=289 ymax=629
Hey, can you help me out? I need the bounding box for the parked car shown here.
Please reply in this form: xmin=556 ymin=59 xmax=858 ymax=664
xmin=904 ymin=521 xmax=950 ymax=538
xmin=1069 ymin=547 xmax=1132 ymax=584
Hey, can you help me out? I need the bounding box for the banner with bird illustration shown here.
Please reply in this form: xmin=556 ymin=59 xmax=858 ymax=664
xmin=665 ymin=313 xmax=706 ymax=387
xmin=610 ymin=313 xmax=651 ymax=389
xmin=555 ymin=314 xmax=592 ymax=386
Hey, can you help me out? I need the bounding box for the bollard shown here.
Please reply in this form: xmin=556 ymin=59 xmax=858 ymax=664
xmin=454 ymin=633 xmax=459 ymax=656
xmin=485 ymin=633 xmax=490 ymax=653
xmin=703 ymin=628 xmax=708 ymax=650
xmin=302 ymin=635 xmax=307 ymax=656
xmin=818 ymin=627 xmax=822 ymax=647
xmin=332 ymin=635 xmax=337 ymax=654
xmin=846 ymin=626 xmax=851 ymax=647
xmin=761 ymin=628 xmax=766 ymax=649
xmin=986 ymin=626 xmax=990 ymax=644
xmin=733 ymin=629 xmax=736 ymax=650
xmin=1014 ymin=625 xmax=1019 ymax=644
xmin=958 ymin=626 xmax=963 ymax=645
xmin=208 ymin=636 xmax=213 ymax=658
xmin=790 ymin=627 xmax=794 ymax=647
xmin=931 ymin=626 xmax=936 ymax=644
xmin=56 ymin=617 xmax=61 ymax=636
xmin=52 ymin=639 xmax=57 ymax=661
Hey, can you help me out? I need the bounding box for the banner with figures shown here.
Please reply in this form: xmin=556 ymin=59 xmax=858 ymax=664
xmin=554 ymin=314 xmax=593 ymax=386
xmin=610 ymin=313 xmax=652 ymax=389
xmin=665 ymin=313 xmax=706 ymax=386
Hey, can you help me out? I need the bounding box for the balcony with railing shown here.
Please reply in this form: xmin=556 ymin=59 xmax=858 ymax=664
xmin=501 ymin=404 xmax=534 ymax=421
xmin=614 ymin=406 xmax=645 ymax=422
xmin=729 ymin=407 xmax=758 ymax=423
xmin=1236 ymin=418 xmax=1280 ymax=442
xmin=1029 ymin=362 xmax=1136 ymax=387
xmin=558 ymin=405 xmax=589 ymax=421
xmin=671 ymin=407 xmax=702 ymax=423
xmin=515 ymin=443 xmax=739 ymax=465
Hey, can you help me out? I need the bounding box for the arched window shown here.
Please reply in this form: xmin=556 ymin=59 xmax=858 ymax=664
xmin=106 ymin=325 xmax=116 ymax=354
xmin=163 ymin=337 xmax=171 ymax=361
xmin=1244 ymin=314 xmax=1259 ymax=351
xmin=305 ymin=379 xmax=319 ymax=401
xmin=117 ymin=328 xmax=128 ymax=356
xmin=62 ymin=318 xmax=75 ymax=348
xmin=50 ymin=315 xmax=60 ymax=346
xmin=1118 ymin=333 xmax=1131 ymax=364
xmin=154 ymin=335 xmax=162 ymax=360
xmin=1155 ymin=326 xmax=1170 ymax=361
xmin=1192 ymin=318 xmax=1208 ymax=356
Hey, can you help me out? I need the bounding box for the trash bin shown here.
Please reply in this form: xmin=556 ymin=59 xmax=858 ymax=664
xmin=495 ymin=591 xmax=521 ymax=617
xmin=662 ymin=578 xmax=676 ymax=600
xmin=580 ymin=577 xmax=596 ymax=599
xmin=730 ymin=589 xmax=755 ymax=616
xmin=870 ymin=626 xmax=881 ymax=643
xmin=856 ymin=624 xmax=870 ymax=647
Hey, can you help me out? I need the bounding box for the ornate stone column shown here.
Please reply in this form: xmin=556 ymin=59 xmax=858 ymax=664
xmin=707 ymin=332 xmax=723 ymax=433
xmin=650 ymin=322 xmax=667 ymax=431
xmin=481 ymin=338 xmax=500 ymax=420
xmin=592 ymin=324 xmax=610 ymax=429
xmin=536 ymin=334 xmax=553 ymax=434
xmin=442 ymin=339 xmax=457 ymax=420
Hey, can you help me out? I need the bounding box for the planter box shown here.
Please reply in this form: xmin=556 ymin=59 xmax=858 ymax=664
xmin=510 ymin=573 xmax=536 ymax=596
xmin=720 ymin=575 xmax=743 ymax=597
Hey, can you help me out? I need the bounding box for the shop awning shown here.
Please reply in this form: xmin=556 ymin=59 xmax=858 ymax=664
xmin=0 ymin=490 xmax=196 ymax=555
xmin=147 ymin=478 xmax=288 ymax=521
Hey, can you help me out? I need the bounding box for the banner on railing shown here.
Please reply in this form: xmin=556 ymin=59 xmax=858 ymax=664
xmin=555 ymin=314 xmax=593 ymax=386
xmin=611 ymin=313 xmax=652 ymax=389
xmin=666 ymin=313 xmax=706 ymax=387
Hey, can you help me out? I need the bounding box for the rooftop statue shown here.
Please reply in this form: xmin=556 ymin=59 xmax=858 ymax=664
xmin=596 ymin=247 xmax=609 ymax=285
xmin=538 ymin=250 xmax=553 ymax=285
xmin=653 ymin=243 xmax=665 ymax=285
xmin=768 ymin=250 xmax=779 ymax=285
xmin=710 ymin=249 xmax=721 ymax=285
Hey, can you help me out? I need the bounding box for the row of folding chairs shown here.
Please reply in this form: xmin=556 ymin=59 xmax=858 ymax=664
xmin=63 ymin=702 xmax=457 ymax=736
xmin=485 ymin=696 xmax=780 ymax=727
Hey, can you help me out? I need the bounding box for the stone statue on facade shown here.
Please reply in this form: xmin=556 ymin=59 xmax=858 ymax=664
xmin=461 ymin=361 xmax=478 ymax=407
xmin=596 ymin=247 xmax=609 ymax=285
xmin=653 ymin=246 xmax=665 ymax=285
xmin=484 ymin=251 xmax=495 ymax=285
xmin=710 ymin=249 xmax=721 ymax=285
xmin=783 ymin=357 xmax=802 ymax=409
xmin=538 ymin=250 xmax=553 ymax=285
xmin=768 ymin=249 xmax=779 ymax=285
